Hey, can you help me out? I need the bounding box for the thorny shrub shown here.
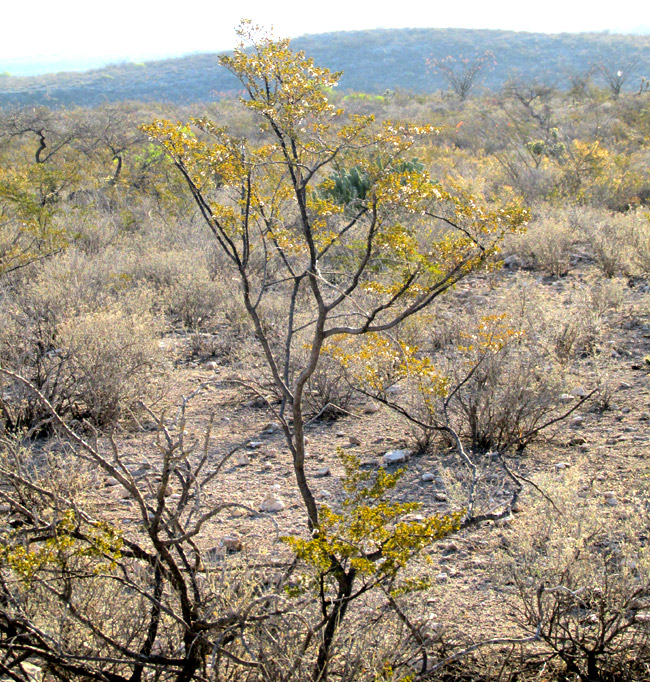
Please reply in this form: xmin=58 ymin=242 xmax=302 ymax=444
xmin=0 ymin=253 xmax=163 ymax=429
xmin=326 ymin=285 xmax=580 ymax=453
xmin=496 ymin=467 xmax=650 ymax=681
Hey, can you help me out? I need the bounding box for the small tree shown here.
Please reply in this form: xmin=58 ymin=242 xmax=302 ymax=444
xmin=428 ymin=51 xmax=496 ymax=101
xmin=596 ymin=58 xmax=639 ymax=98
xmin=143 ymin=21 xmax=526 ymax=678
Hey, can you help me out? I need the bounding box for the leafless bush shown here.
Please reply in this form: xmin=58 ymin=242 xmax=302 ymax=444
xmin=630 ymin=211 xmax=650 ymax=275
xmin=509 ymin=206 xmax=576 ymax=276
xmin=56 ymin=305 xmax=162 ymax=424
xmin=304 ymin=354 xmax=356 ymax=419
xmin=164 ymin=267 xmax=224 ymax=331
xmin=0 ymin=382 xmax=446 ymax=682
xmin=569 ymin=206 xmax=637 ymax=277
xmin=496 ymin=468 xmax=650 ymax=681
xmin=358 ymin=289 xmax=574 ymax=453
xmin=0 ymin=253 xmax=163 ymax=429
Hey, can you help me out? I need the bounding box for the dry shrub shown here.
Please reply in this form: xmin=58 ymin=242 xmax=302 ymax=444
xmin=546 ymin=283 xmax=611 ymax=362
xmin=0 ymin=413 xmax=433 ymax=682
xmin=0 ymin=251 xmax=163 ymax=429
xmin=630 ymin=211 xmax=650 ymax=275
xmin=509 ymin=205 xmax=576 ymax=276
xmin=56 ymin=305 xmax=161 ymax=425
xmin=304 ymin=354 xmax=355 ymax=418
xmin=124 ymin=247 xmax=235 ymax=331
xmin=496 ymin=468 xmax=650 ymax=681
xmin=569 ymin=206 xmax=640 ymax=278
xmin=438 ymin=314 xmax=566 ymax=451
xmin=394 ymin=284 xmax=577 ymax=452
xmin=164 ymin=267 xmax=224 ymax=330
xmin=59 ymin=204 xmax=123 ymax=256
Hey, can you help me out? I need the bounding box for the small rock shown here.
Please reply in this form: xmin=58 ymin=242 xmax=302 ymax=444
xmin=503 ymin=254 xmax=525 ymax=269
xmin=315 ymin=466 xmax=331 ymax=477
xmin=442 ymin=541 xmax=459 ymax=554
xmin=235 ymin=453 xmax=250 ymax=467
xmin=640 ymin=412 xmax=650 ymax=421
xmin=383 ymin=449 xmax=411 ymax=465
xmin=260 ymin=494 xmax=285 ymax=513
xmin=421 ymin=472 xmax=436 ymax=482
xmin=621 ymin=406 xmax=631 ymax=414
xmin=554 ymin=462 xmax=569 ymax=471
xmin=220 ymin=534 xmax=243 ymax=552
xmin=317 ymin=489 xmax=333 ymax=500
xmin=348 ymin=435 xmax=362 ymax=446
xmin=248 ymin=441 xmax=263 ymax=449
xmin=385 ymin=385 xmax=401 ymax=396
xmin=261 ymin=462 xmax=273 ymax=471
xmin=363 ymin=403 xmax=380 ymax=414
xmin=360 ymin=458 xmax=379 ymax=469
xmin=262 ymin=422 xmax=281 ymax=434
xmin=559 ymin=394 xmax=574 ymax=403
xmin=570 ymin=386 xmax=587 ymax=398
xmin=595 ymin=474 xmax=607 ymax=482
xmin=19 ymin=663 xmax=41 ymax=682
xmin=569 ymin=416 xmax=584 ymax=428
xmin=434 ymin=493 xmax=448 ymax=502
xmin=569 ymin=436 xmax=587 ymax=446
xmin=605 ymin=496 xmax=618 ymax=507
xmin=436 ymin=572 xmax=449 ymax=582
xmin=619 ymin=382 xmax=632 ymax=390
xmin=126 ymin=462 xmax=151 ymax=473
xmin=603 ymin=490 xmax=617 ymax=499
xmin=105 ymin=476 xmax=120 ymax=487
xmin=335 ymin=431 xmax=346 ymax=437
xmin=205 ymin=361 xmax=219 ymax=371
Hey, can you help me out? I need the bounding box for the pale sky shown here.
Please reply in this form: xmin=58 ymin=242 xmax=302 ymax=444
xmin=3 ymin=0 xmax=648 ymax=74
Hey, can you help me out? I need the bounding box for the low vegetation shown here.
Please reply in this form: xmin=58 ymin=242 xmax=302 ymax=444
xmin=1 ymin=22 xmax=650 ymax=682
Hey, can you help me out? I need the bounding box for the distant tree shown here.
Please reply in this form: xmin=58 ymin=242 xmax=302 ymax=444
xmin=596 ymin=58 xmax=639 ymax=98
xmin=428 ymin=50 xmax=496 ymax=101
xmin=0 ymin=107 xmax=76 ymax=165
xmin=0 ymin=109 xmax=79 ymax=277
xmin=565 ymin=66 xmax=595 ymax=100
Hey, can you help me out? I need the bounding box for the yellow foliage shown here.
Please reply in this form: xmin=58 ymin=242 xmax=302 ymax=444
xmin=283 ymin=451 xmax=461 ymax=585
xmin=0 ymin=510 xmax=123 ymax=583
